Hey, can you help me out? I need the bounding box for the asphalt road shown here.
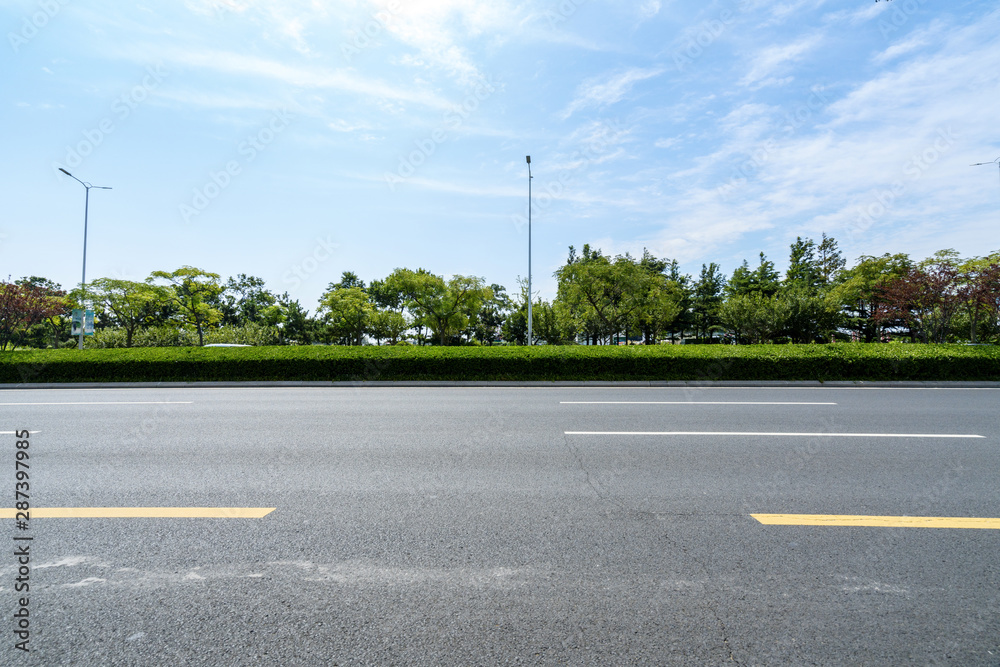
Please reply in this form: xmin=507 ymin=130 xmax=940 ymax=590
xmin=2 ymin=385 xmax=999 ymax=666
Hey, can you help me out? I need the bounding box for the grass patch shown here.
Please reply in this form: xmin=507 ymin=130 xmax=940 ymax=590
xmin=2 ymin=344 xmax=999 ymax=383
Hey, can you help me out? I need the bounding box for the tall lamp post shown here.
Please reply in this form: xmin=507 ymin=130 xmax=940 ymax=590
xmin=526 ymin=155 xmax=532 ymax=346
xmin=971 ymin=157 xmax=1000 ymax=189
xmin=59 ymin=168 xmax=112 ymax=349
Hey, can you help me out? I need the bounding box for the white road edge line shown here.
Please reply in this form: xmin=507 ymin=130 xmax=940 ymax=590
xmin=564 ymin=431 xmax=985 ymax=438
xmin=0 ymin=431 xmax=40 ymax=434
xmin=559 ymin=401 xmax=837 ymax=405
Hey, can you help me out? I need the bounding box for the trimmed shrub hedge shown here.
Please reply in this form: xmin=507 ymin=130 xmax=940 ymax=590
xmin=86 ymin=324 xmax=283 ymax=348
xmin=2 ymin=344 xmax=999 ymax=383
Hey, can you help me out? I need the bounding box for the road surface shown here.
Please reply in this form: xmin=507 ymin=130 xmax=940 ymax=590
xmin=2 ymin=385 xmax=998 ymax=665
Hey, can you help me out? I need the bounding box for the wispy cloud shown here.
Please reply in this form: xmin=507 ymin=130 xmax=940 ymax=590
xmin=872 ymin=20 xmax=944 ymax=65
xmin=822 ymin=2 xmax=888 ymax=27
xmin=638 ymin=0 xmax=662 ymax=22
xmin=561 ymin=67 xmax=665 ymax=119
xmin=156 ymin=88 xmax=291 ymax=112
xmin=183 ymin=0 xmax=330 ymax=54
xmin=763 ymin=0 xmax=832 ymax=26
xmin=329 ymin=119 xmax=372 ymax=133
xmin=739 ymin=35 xmax=821 ymax=88
xmin=823 ymin=15 xmax=1000 ymax=129
xmin=9 ymin=0 xmax=998 ymax=309
xmin=655 ymin=10 xmax=1000 ymax=267
xmin=112 ymin=44 xmax=454 ymax=110
xmin=368 ymin=0 xmax=515 ymax=87
xmin=352 ymin=173 xmax=521 ymax=198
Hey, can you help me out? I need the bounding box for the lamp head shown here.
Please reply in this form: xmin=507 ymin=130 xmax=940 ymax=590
xmin=59 ymin=168 xmax=72 ymax=176
xmin=526 ymin=155 xmax=531 ymax=164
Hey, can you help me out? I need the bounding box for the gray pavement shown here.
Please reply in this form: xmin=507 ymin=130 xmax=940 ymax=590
xmin=2 ymin=386 xmax=999 ymax=665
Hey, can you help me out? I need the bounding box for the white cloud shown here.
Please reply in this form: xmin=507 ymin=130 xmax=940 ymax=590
xmin=653 ymin=11 xmax=1000 ymax=269
xmin=552 ymin=10 xmax=998 ymax=275
xmin=183 ymin=0 xmax=250 ymax=19
xmin=112 ymin=44 xmax=454 ymax=110
xmin=561 ymin=67 xmax=665 ymax=119
xmin=355 ymin=174 xmax=521 ymax=199
xmin=367 ymin=0 xmax=516 ymax=86
xmin=183 ymin=0 xmax=329 ymax=54
xmin=329 ymin=119 xmax=371 ymax=133
xmin=872 ymin=20 xmax=944 ymax=65
xmin=638 ymin=0 xmax=661 ymax=21
xmin=824 ymin=23 xmax=1000 ymax=130
xmin=763 ymin=0 xmax=831 ymax=26
xmin=739 ymin=35 xmax=821 ymax=88
xmin=156 ymin=88 xmax=289 ymax=111
xmin=822 ymin=2 xmax=888 ymax=26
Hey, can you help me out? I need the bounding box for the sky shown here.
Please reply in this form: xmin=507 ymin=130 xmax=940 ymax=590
xmin=2 ymin=0 xmax=998 ymax=310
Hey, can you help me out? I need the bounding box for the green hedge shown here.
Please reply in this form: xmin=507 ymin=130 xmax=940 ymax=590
xmin=85 ymin=324 xmax=283 ymax=348
xmin=2 ymin=344 xmax=999 ymax=383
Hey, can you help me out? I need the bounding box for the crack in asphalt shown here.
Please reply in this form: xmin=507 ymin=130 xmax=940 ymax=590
xmin=561 ymin=433 xmax=744 ymax=666
xmin=561 ymin=433 xmax=616 ymax=506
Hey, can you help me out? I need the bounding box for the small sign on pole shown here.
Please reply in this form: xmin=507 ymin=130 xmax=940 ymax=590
xmin=71 ymin=309 xmax=83 ymax=336
xmin=84 ymin=309 xmax=95 ymax=336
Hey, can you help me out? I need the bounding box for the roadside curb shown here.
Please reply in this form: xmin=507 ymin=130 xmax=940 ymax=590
xmin=2 ymin=381 xmax=999 ymax=389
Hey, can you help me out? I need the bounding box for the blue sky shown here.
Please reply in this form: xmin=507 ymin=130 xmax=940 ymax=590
xmin=2 ymin=0 xmax=998 ymax=309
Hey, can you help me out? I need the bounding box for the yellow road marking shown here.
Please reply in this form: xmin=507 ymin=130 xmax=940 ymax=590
xmin=0 ymin=401 xmax=192 ymax=406
xmin=566 ymin=431 xmax=984 ymax=438
xmin=752 ymin=514 xmax=1000 ymax=529
xmin=559 ymin=401 xmax=837 ymax=405
xmin=1 ymin=507 xmax=274 ymax=518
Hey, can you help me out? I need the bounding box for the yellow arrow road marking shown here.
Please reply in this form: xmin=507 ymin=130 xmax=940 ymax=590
xmin=2 ymin=507 xmax=274 ymax=518
xmin=752 ymin=514 xmax=1000 ymax=529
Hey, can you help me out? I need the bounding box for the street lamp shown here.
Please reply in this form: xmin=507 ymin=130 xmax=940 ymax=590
xmin=59 ymin=168 xmax=112 ymax=349
xmin=971 ymin=157 xmax=1000 ymax=188
xmin=526 ymin=155 xmax=532 ymax=346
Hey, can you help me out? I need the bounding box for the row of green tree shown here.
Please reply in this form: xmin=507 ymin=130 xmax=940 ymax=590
xmin=552 ymin=238 xmax=999 ymax=346
xmin=2 ymin=235 xmax=998 ymax=350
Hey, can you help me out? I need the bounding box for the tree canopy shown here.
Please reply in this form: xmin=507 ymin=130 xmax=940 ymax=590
xmin=8 ymin=233 xmax=1000 ymax=349
xmin=148 ymin=266 xmax=224 ymax=346
xmin=385 ymin=269 xmax=492 ymax=345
